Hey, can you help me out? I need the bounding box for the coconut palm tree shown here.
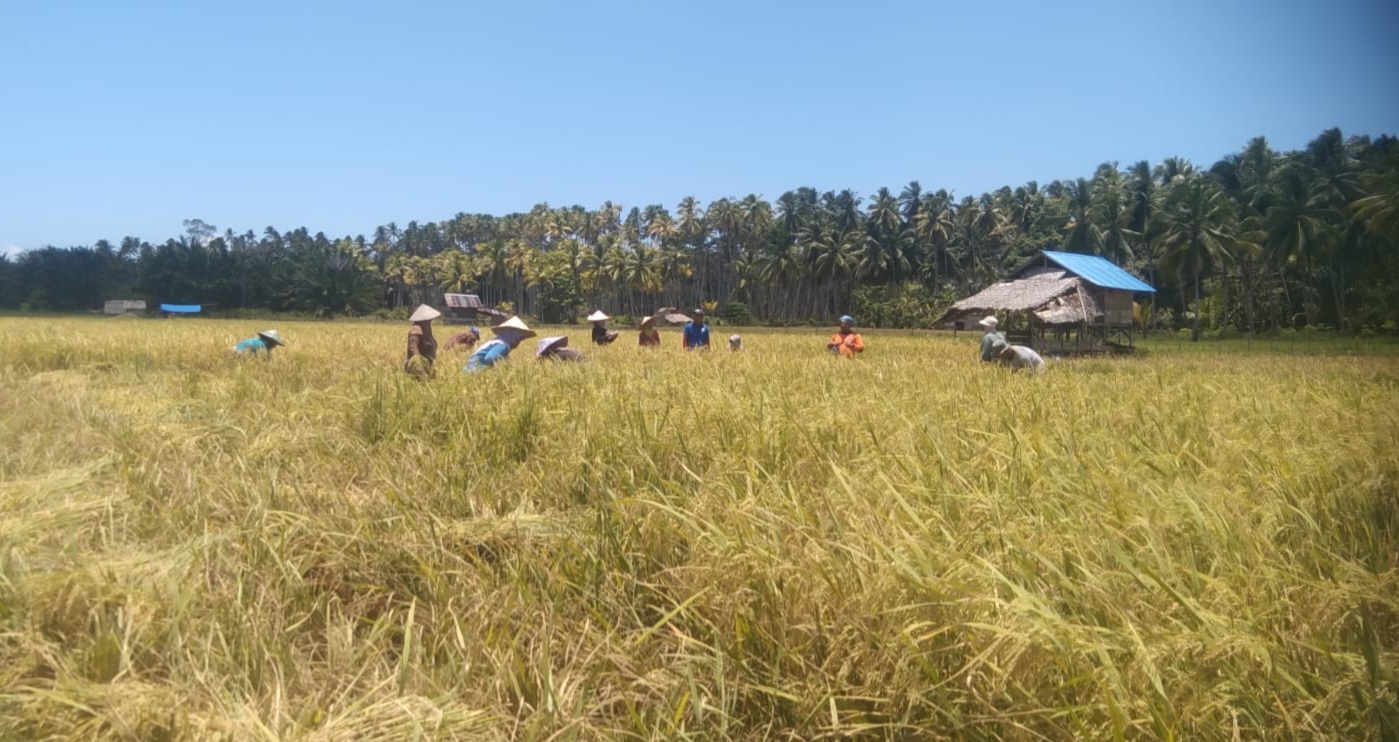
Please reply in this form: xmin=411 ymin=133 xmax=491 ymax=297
xmin=1150 ymin=176 xmax=1240 ymax=340
xmin=1351 ymin=154 xmax=1399 ymax=242
xmin=861 ymin=187 xmax=913 ymax=284
xmin=645 ymin=207 xmax=678 ymax=246
xmin=657 ymin=245 xmax=693 ymax=308
xmin=740 ymin=194 xmax=773 ymax=247
xmin=759 ymin=243 xmax=804 ymax=321
xmin=1092 ymin=165 xmax=1134 ymax=265
xmin=478 ymin=239 xmax=511 ymax=307
xmin=1305 ymin=128 xmax=1360 ymax=203
xmin=803 ymin=222 xmax=859 ymax=317
xmin=867 ymin=188 xmax=902 ymax=237
xmin=1210 ymin=138 xmax=1277 ymax=332
xmin=614 ymin=243 xmax=662 ymax=315
xmin=1061 ymin=177 xmax=1103 ymax=255
xmin=435 ymin=250 xmax=474 ymax=294
xmin=1263 ymin=163 xmax=1335 ymax=326
xmin=1156 ymin=156 xmax=1195 ymax=186
xmin=1008 ymin=181 xmax=1044 ymax=236
xmin=915 ymin=190 xmax=955 ymax=291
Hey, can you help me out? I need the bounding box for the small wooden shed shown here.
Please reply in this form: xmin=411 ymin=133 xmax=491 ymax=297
xmin=104 ymin=299 xmax=146 ymax=315
xmin=444 ymin=293 xmax=507 ymax=324
xmin=938 ymin=250 xmax=1155 ymax=354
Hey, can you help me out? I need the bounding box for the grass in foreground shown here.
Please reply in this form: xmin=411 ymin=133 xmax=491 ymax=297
xmin=0 ymin=317 xmax=1395 ymax=740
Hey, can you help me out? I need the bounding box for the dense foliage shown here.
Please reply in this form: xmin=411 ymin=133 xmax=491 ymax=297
xmin=4 ymin=128 xmax=1397 ymax=333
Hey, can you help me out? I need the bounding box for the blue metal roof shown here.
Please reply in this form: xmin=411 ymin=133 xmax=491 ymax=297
xmin=160 ymin=304 xmax=202 ymax=313
xmin=1040 ymin=251 xmax=1155 ymax=293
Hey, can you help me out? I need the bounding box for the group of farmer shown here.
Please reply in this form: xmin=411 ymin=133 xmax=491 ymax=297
xmin=232 ymin=305 xmax=1041 ymax=376
xmin=400 ymin=305 xmax=549 ymax=377
xmin=398 ymin=306 xmax=752 ymax=377
xmin=976 ymin=315 xmax=1045 ymax=373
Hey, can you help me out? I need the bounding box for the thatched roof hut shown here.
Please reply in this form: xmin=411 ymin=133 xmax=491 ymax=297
xmin=652 ymin=307 xmax=695 ymax=325
xmin=939 ymin=251 xmax=1154 ymax=353
xmin=942 ymin=267 xmax=1101 ymax=326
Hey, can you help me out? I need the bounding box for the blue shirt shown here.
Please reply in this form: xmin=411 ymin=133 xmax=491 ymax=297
xmin=683 ymin=321 xmax=710 ymax=349
xmin=235 ymin=337 xmax=271 ymax=355
xmin=464 ymin=338 xmax=512 ymax=372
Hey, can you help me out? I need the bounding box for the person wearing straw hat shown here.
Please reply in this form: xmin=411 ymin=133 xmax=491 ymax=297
xmin=537 ymin=335 xmax=585 ymax=362
xmin=682 ymin=307 xmax=710 ymax=350
xmin=233 ymin=329 xmax=286 ymax=357
xmin=728 ymin=334 xmax=744 ymax=351
xmin=827 ymin=315 xmax=864 ymax=358
xmin=443 ymin=326 xmax=481 ymax=352
xmin=405 ymin=304 xmax=442 ymax=377
xmin=587 ymin=310 xmax=619 ymax=345
xmin=638 ymin=315 xmax=661 ymax=347
xmin=978 ymin=315 xmax=1006 ymax=363
xmin=991 ymin=337 xmax=1046 ymax=374
xmin=464 ymin=315 xmax=537 ymax=372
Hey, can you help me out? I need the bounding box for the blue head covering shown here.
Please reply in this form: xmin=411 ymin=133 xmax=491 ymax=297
xmin=470 ymin=326 xmax=479 ymax=336
xmin=839 ymin=315 xmax=854 ymax=325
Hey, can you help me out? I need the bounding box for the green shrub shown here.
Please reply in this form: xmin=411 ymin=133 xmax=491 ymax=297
xmin=718 ymin=301 xmax=752 ymax=326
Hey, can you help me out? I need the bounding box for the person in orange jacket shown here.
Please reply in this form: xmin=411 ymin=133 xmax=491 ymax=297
xmin=827 ymin=315 xmax=864 ymax=358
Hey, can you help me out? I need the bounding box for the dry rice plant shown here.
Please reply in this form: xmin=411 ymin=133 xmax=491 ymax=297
xmin=0 ymin=317 xmax=1395 ymax=740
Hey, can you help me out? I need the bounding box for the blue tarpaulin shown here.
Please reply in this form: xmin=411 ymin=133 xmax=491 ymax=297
xmin=1038 ymin=251 xmax=1155 ymax=293
xmin=160 ymin=304 xmax=202 ymax=314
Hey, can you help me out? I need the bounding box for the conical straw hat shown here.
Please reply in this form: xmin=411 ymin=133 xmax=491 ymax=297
xmin=256 ymin=329 xmax=286 ymax=346
xmin=639 ymin=315 xmax=655 ymax=328
xmin=409 ymin=304 xmax=441 ymax=322
xmin=536 ymin=335 xmax=568 ymax=356
xmin=586 ymin=310 xmax=609 ymax=322
xmin=491 ymin=315 xmax=536 ymax=338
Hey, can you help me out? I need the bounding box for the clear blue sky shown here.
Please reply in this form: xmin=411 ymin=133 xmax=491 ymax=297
xmin=2 ymin=0 xmax=1396 ymax=252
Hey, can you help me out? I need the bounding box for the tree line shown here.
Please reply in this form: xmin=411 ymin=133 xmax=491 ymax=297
xmin=3 ymin=127 xmax=1396 ymax=336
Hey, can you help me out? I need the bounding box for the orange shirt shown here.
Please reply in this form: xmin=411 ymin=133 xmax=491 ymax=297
xmin=828 ymin=330 xmax=864 ymax=358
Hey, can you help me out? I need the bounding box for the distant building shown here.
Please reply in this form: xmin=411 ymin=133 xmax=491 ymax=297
xmin=937 ymin=251 xmax=1155 ymax=354
xmin=103 ymin=299 xmax=146 ymax=315
xmin=443 ymin=293 xmax=507 ymax=324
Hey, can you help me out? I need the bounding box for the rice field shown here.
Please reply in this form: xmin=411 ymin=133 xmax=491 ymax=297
xmin=0 ymin=316 xmax=1395 ymax=740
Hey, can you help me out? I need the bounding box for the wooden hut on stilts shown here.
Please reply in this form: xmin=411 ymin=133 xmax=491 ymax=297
xmin=937 ymin=250 xmax=1155 ymax=355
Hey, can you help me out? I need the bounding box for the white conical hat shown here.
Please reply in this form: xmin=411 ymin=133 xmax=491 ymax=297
xmin=256 ymin=329 xmax=286 ymax=346
xmin=536 ymin=335 xmax=568 ymax=356
xmin=978 ymin=315 xmax=998 ymax=329
xmin=586 ymin=310 xmax=609 ymax=322
xmin=410 ymin=304 xmax=442 ymax=322
xmin=639 ymin=315 xmax=655 ymax=328
xmin=491 ymin=315 xmax=536 ymax=338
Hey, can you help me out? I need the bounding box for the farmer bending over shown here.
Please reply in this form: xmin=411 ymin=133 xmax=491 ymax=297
xmin=465 ymin=316 xmax=537 ymax=372
xmin=992 ymin=339 xmax=1045 ymax=374
xmin=978 ymin=315 xmax=1006 ymax=363
xmin=234 ymin=329 xmax=286 ymax=358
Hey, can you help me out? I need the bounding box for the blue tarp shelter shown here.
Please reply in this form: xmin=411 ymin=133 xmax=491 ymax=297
xmin=160 ymin=304 xmax=202 ymax=314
